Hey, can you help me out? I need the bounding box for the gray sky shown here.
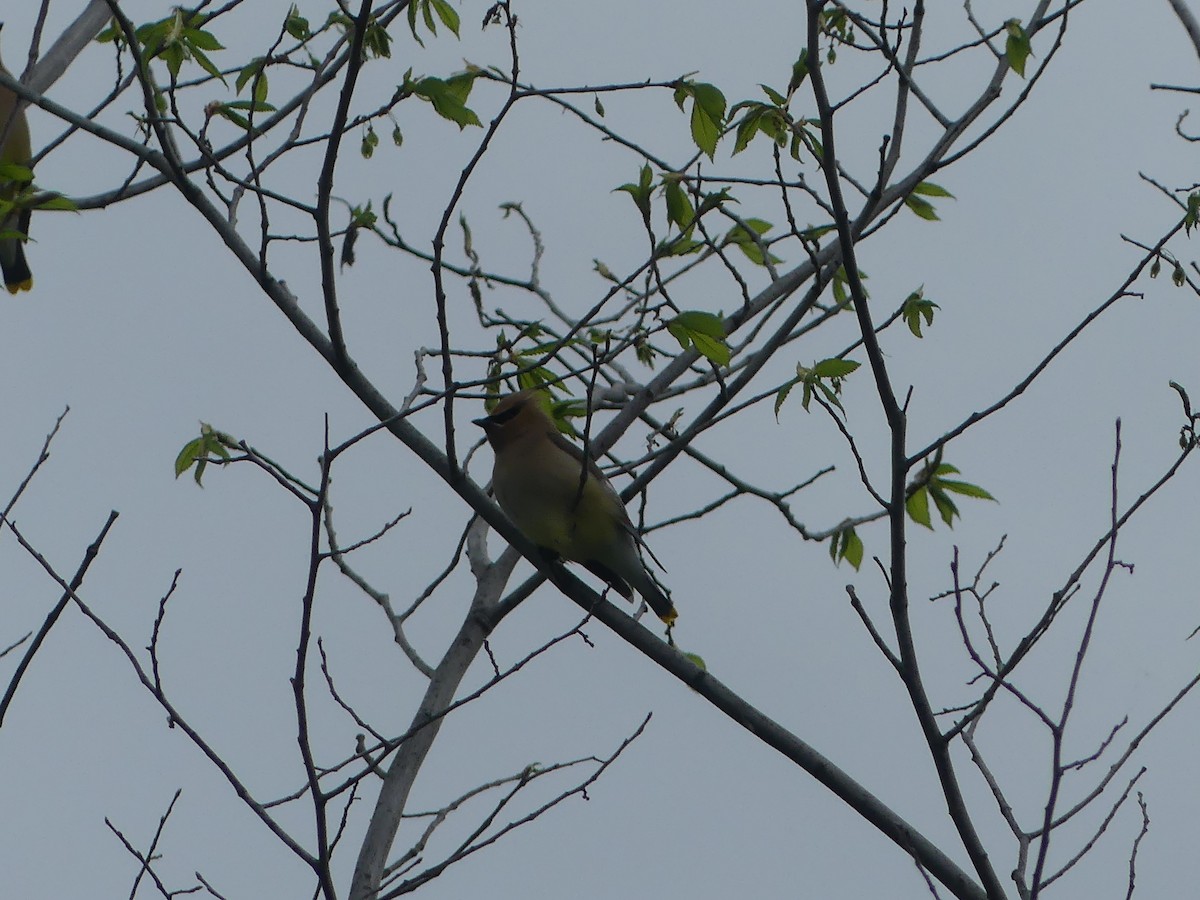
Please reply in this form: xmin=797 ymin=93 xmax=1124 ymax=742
xmin=3 ymin=1 xmax=1200 ymax=898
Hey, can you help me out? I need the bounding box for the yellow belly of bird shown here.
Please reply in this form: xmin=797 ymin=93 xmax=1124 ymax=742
xmin=494 ymin=466 xmax=618 ymax=562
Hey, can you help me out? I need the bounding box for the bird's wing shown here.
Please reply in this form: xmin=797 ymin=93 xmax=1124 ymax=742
xmin=545 ymin=426 xmax=669 ymax=571
xmin=546 ymin=428 xmax=636 ymax=527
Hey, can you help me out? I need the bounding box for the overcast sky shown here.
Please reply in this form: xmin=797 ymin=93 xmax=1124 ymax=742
xmin=3 ymin=1 xmax=1200 ymax=898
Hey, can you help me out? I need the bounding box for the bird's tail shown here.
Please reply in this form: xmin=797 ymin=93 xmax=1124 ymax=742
xmin=584 ymin=557 xmax=677 ymax=625
xmin=624 ymin=564 xmax=677 ymax=626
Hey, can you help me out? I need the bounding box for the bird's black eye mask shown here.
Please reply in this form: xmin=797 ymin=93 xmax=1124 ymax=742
xmin=486 ymin=403 xmax=523 ymax=426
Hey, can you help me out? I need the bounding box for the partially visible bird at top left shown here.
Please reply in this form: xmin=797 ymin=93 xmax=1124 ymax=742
xmin=0 ymin=24 xmax=33 ymax=295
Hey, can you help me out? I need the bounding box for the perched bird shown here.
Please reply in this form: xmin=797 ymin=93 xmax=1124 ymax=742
xmin=0 ymin=26 xmax=33 ymax=294
xmin=474 ymin=389 xmax=677 ymax=625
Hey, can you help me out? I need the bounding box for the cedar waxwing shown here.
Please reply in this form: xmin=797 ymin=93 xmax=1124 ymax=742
xmin=0 ymin=25 xmax=33 ymax=294
xmin=474 ymin=389 xmax=678 ymax=625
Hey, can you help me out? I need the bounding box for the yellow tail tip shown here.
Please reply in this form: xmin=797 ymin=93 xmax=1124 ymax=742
xmin=5 ymin=278 xmax=32 ymax=294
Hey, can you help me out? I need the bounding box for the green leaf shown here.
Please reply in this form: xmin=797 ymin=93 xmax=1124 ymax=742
xmin=413 ymin=74 xmax=481 ymax=128
xmin=663 ymin=178 xmax=694 ymax=229
xmin=175 ymin=424 xmax=233 ymax=486
xmin=904 ymin=195 xmax=939 ymax=221
xmin=690 ymin=331 xmax=730 ymax=367
xmin=430 ymin=0 xmax=461 ymax=37
xmin=911 ymin=181 xmax=954 ymax=199
xmin=220 ymin=99 xmax=277 ymax=115
xmin=794 ymin=120 xmax=824 ymax=161
xmin=787 ymin=50 xmax=809 ymax=95
xmin=236 ymin=58 xmax=265 ymax=95
xmin=906 ymin=461 xmax=996 ymax=529
xmin=930 ymin=486 xmax=960 ymax=527
xmin=938 ymin=479 xmax=996 ymax=501
xmin=774 ymin=378 xmax=799 ymax=419
xmin=1185 ymin=192 xmax=1200 ymax=236
xmin=692 ymin=81 xmax=727 ymax=122
xmin=760 ymin=83 xmax=787 ymax=107
xmin=695 ymin=188 xmax=734 ymax=217
xmin=671 ymin=310 xmax=725 ymax=338
xmin=184 ymin=28 xmax=224 ymax=52
xmin=801 ymin=382 xmax=814 ymax=411
xmin=672 ymin=83 xmax=689 ymax=112
xmin=362 ymin=125 xmax=380 ymax=158
xmin=732 ymin=106 xmax=765 ymax=155
xmin=34 ymin=194 xmax=78 ymax=212
xmin=906 ymin=486 xmax=933 ymax=529
xmin=676 ymin=81 xmax=726 ymax=160
xmin=830 ymin=265 xmax=867 ymax=308
xmin=683 ymin=651 xmax=707 ymax=671
xmin=363 ymin=18 xmax=393 ymax=58
xmin=829 ymin=527 xmax=863 ymax=570
xmin=811 ymin=357 xmax=861 ymax=378
xmin=690 ymin=96 xmax=721 ymax=160
xmin=777 ymin=357 xmax=860 ymax=415
xmin=800 ymin=223 xmax=835 ymax=243
xmin=902 ymin=288 xmax=939 ymax=338
xmin=615 ymin=164 xmax=654 ymax=221
xmin=724 ymin=218 xmax=782 ymax=265
xmin=1005 ymin=19 xmax=1032 ymax=78
xmin=284 ymin=6 xmax=311 ymax=41
xmin=658 ymin=236 xmax=704 ymax=257
xmin=189 ymin=46 xmax=224 ymax=82
xmin=667 ymin=311 xmax=730 ymax=366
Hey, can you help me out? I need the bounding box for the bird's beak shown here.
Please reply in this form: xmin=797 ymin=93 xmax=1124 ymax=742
xmin=471 ymin=416 xmax=490 ymax=429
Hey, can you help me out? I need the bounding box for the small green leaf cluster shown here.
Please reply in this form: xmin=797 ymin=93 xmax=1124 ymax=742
xmin=830 ymin=265 xmax=868 ymax=308
xmin=615 ymin=164 xmax=655 ymax=222
xmin=673 ymin=81 xmax=727 ymax=161
xmin=1148 ymin=252 xmax=1187 ymax=287
xmin=175 ymin=424 xmax=234 ymax=486
xmin=482 ymin=349 xmax=590 ymax=438
xmin=99 ymin=9 xmax=225 ymax=82
xmin=215 ymin=57 xmax=279 ymax=130
xmin=325 ymin=12 xmax=394 ymax=59
xmin=1170 ymin=381 xmax=1198 ymax=450
xmin=902 ymin=288 xmax=939 ymax=338
xmin=395 ymin=71 xmax=482 ymax=130
xmin=904 ymin=181 xmax=954 ymax=221
xmin=659 ymin=184 xmax=737 ymax=259
xmin=618 ymin=168 xmax=769 ymax=267
xmin=666 ymin=311 xmax=730 ymax=366
xmin=724 ymin=218 xmax=783 ymax=266
xmin=1185 ymin=192 xmax=1200 ymax=236
xmin=674 ymin=59 xmax=825 ymax=166
xmin=829 ymin=526 xmax=863 ymax=570
xmin=284 ymin=6 xmax=312 ymax=41
xmin=726 ymin=54 xmax=823 ymax=164
xmin=407 ymin=0 xmax=462 ymax=46
xmin=485 ymin=323 xmax=561 ymax=397
xmin=1005 ymin=20 xmax=1032 ymax=78
xmin=775 ymin=357 xmax=861 ymax=416
xmin=816 ymin=8 xmax=855 ymax=64
xmin=906 ymin=462 xmax=996 ymax=530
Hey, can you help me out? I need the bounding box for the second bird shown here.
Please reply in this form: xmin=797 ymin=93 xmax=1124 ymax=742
xmin=474 ymin=389 xmax=677 ymax=625
xmin=0 ymin=27 xmax=33 ymax=294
